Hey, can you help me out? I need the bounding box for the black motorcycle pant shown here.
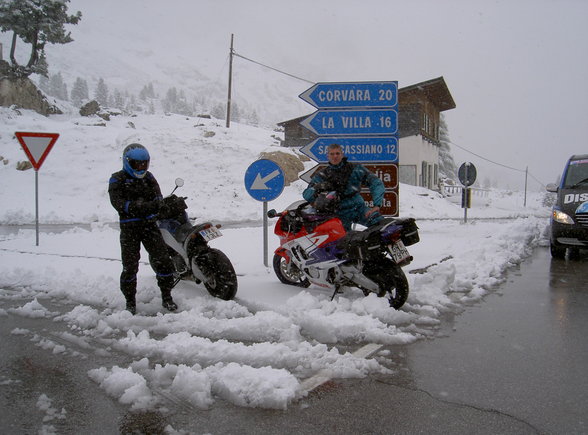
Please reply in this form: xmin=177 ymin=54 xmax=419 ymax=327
xmin=119 ymin=223 xmax=175 ymax=302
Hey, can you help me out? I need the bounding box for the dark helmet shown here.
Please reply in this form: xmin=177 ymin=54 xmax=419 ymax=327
xmin=314 ymin=191 xmax=340 ymax=214
xmin=123 ymin=143 xmax=150 ymax=179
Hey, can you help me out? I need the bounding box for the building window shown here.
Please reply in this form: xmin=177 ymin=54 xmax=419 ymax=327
xmin=421 ymin=161 xmax=428 ymax=187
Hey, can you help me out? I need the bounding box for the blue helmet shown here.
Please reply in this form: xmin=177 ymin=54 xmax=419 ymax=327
xmin=123 ymin=143 xmax=150 ymax=178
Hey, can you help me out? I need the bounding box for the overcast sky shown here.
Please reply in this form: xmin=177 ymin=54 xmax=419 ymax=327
xmin=6 ymin=0 xmax=587 ymax=189
xmin=203 ymin=0 xmax=588 ymax=189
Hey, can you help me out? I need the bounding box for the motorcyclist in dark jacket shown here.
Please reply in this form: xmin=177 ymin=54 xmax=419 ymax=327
xmin=303 ymin=143 xmax=384 ymax=231
xmin=108 ymin=143 xmax=177 ymax=314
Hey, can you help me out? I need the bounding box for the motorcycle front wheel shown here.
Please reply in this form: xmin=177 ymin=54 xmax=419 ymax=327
xmin=191 ymin=248 xmax=238 ymax=300
xmin=364 ymin=258 xmax=409 ymax=309
xmin=273 ymin=254 xmax=310 ymax=288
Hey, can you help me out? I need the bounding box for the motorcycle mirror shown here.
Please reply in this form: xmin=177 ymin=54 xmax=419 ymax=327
xmin=170 ymin=178 xmax=185 ymax=196
xmin=267 ymin=209 xmax=277 ymax=218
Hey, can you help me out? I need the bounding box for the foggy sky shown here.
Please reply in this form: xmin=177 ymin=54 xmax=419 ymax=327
xmin=205 ymin=0 xmax=588 ymax=189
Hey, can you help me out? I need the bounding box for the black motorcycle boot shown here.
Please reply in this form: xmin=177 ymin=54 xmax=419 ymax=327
xmin=161 ymin=289 xmax=178 ymax=312
xmin=125 ymin=298 xmax=137 ymax=315
xmin=121 ymin=286 xmax=137 ymax=315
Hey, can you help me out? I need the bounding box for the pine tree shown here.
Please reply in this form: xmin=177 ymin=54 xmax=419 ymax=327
xmin=94 ymin=78 xmax=109 ymax=106
xmin=163 ymin=87 xmax=178 ymax=113
xmin=48 ymin=72 xmax=67 ymax=100
xmin=438 ymin=114 xmax=458 ymax=181
xmin=231 ymin=103 xmax=241 ymax=123
xmin=70 ymin=77 xmax=89 ymax=107
xmin=139 ymin=83 xmax=155 ymax=100
xmin=211 ymin=103 xmax=225 ymax=120
xmin=0 ymin=0 xmax=81 ymax=78
xmin=112 ymin=89 xmax=125 ymax=109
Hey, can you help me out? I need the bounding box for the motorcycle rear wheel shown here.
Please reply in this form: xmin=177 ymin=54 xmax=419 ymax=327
xmin=364 ymin=258 xmax=409 ymax=309
xmin=273 ymin=254 xmax=310 ymax=288
xmin=191 ymin=248 xmax=238 ymax=300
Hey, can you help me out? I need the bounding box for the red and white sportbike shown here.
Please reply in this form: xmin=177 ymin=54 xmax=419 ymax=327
xmin=267 ymin=200 xmax=419 ymax=309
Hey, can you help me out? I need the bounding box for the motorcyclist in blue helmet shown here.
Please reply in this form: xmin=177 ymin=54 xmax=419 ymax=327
xmin=109 ymin=143 xmax=177 ymax=314
xmin=123 ymin=143 xmax=150 ymax=179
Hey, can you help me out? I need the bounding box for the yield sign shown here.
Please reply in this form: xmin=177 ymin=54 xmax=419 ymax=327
xmin=15 ymin=131 xmax=59 ymax=170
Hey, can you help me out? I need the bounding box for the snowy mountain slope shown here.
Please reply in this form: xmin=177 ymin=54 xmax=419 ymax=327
xmin=0 ymin=106 xmax=548 ymax=225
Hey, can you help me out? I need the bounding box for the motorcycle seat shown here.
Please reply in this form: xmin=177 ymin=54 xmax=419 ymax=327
xmin=174 ymin=222 xmax=195 ymax=243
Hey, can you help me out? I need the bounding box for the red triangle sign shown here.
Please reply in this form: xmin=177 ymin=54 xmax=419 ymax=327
xmin=15 ymin=132 xmax=59 ymax=171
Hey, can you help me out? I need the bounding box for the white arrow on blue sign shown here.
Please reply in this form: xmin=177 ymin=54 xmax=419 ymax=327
xmin=300 ymin=109 xmax=397 ymax=136
xmin=244 ymin=159 xmax=285 ymax=202
xmin=299 ymin=81 xmax=398 ymax=109
xmin=300 ymin=136 xmax=398 ymax=163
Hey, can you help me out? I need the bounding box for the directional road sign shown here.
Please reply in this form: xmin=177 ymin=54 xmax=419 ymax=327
xmin=362 ymin=163 xmax=398 ymax=189
xmin=299 ymin=81 xmax=398 ymax=109
xmin=300 ymin=136 xmax=398 ymax=163
xmin=360 ymin=191 xmax=398 ymax=216
xmin=300 ymin=109 xmax=397 ymax=136
xmin=15 ymin=132 xmax=59 ymax=170
xmin=244 ymin=159 xmax=285 ymax=202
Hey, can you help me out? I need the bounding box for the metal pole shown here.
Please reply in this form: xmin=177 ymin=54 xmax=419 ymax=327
xmin=226 ymin=33 xmax=234 ymax=128
xmin=463 ymin=187 xmax=468 ymax=224
xmin=35 ymin=170 xmax=39 ymax=246
xmin=524 ymin=166 xmax=528 ymax=207
xmin=263 ymin=201 xmax=268 ymax=267
xmin=464 ymin=164 xmax=469 ymax=224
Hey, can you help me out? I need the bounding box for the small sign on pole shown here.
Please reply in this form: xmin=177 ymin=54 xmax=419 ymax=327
xmin=15 ymin=132 xmax=59 ymax=246
xmin=244 ymin=160 xmax=285 ymax=267
xmin=457 ymin=162 xmax=477 ymax=223
xmin=15 ymin=132 xmax=59 ymax=171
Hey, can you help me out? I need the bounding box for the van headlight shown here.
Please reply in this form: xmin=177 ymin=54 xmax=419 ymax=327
xmin=552 ymin=209 xmax=574 ymax=224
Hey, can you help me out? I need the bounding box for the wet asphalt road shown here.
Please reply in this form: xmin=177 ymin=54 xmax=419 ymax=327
xmin=1 ymin=246 xmax=587 ymax=434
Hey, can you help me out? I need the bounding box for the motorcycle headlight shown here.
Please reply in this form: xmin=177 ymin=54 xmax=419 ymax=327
xmin=552 ymin=209 xmax=574 ymax=225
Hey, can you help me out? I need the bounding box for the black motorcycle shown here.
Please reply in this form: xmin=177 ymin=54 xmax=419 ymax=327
xmin=157 ymin=178 xmax=238 ymax=300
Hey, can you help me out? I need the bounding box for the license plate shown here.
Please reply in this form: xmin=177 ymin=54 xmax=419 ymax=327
xmin=199 ymin=226 xmax=222 ymax=242
xmin=389 ymin=240 xmax=410 ymax=263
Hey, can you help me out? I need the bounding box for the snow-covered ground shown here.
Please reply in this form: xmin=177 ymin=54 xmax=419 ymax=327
xmin=0 ymin=107 xmax=552 ymax=413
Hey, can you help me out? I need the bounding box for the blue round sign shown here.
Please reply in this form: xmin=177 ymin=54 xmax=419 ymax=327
xmin=244 ymin=159 xmax=285 ymax=202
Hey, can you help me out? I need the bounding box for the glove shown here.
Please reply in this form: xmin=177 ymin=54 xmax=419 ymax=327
xmin=313 ymin=181 xmax=333 ymax=193
xmin=158 ymin=202 xmax=171 ymax=218
xmin=141 ymin=199 xmax=162 ymax=214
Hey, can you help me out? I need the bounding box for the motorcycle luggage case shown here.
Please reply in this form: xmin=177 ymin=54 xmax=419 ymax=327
xmin=336 ymin=227 xmax=382 ymax=260
xmin=397 ymin=218 xmax=420 ymax=246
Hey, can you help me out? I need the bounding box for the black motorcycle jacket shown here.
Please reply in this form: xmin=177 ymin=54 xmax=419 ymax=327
xmin=108 ymin=170 xmax=163 ymax=227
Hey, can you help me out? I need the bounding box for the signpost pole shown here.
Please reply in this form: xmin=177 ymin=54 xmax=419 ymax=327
xmin=463 ymin=188 xmax=468 ymax=224
xmin=464 ymin=164 xmax=469 ymax=224
xmin=263 ymin=202 xmax=268 ymax=267
xmin=35 ymin=170 xmax=39 ymax=246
